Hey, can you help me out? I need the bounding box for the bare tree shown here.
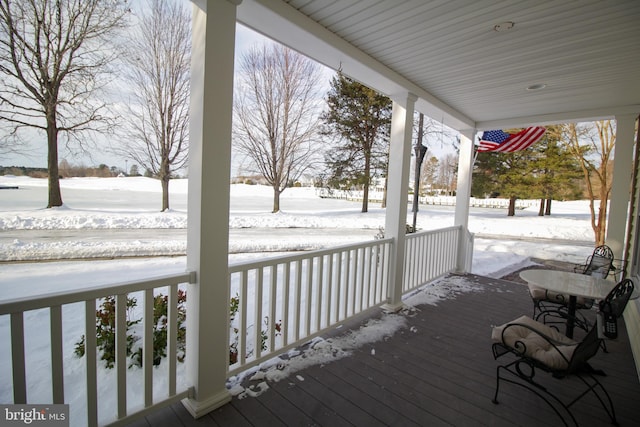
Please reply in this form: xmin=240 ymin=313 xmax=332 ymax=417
xmin=439 ymin=152 xmax=459 ymax=196
xmin=234 ymin=44 xmax=323 ymax=213
xmin=0 ymin=0 xmax=129 ymax=207
xmin=421 ymin=155 xmax=439 ymax=193
xmin=118 ymin=0 xmax=190 ymax=212
xmin=563 ymin=120 xmax=615 ymax=245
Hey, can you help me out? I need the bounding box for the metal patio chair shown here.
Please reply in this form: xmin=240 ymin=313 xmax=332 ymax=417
xmin=530 ymin=245 xmax=615 ymax=331
xmin=491 ymin=279 xmax=634 ymax=426
xmin=573 ymin=245 xmax=615 ymax=279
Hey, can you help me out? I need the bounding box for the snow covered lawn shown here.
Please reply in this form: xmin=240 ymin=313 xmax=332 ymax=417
xmin=0 ymin=175 xmax=597 ymax=426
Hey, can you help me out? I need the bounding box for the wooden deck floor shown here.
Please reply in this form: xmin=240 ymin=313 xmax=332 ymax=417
xmin=128 ymin=271 xmax=640 ymax=426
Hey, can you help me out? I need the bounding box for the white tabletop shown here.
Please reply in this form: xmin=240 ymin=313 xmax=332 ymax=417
xmin=519 ymin=269 xmax=617 ymax=300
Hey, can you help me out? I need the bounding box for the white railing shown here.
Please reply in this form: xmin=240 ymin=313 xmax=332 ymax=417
xmin=0 ymin=226 xmax=474 ymax=426
xmin=462 ymin=229 xmax=475 ymax=272
xmin=403 ymin=226 xmax=461 ymax=293
xmin=0 ymin=272 xmax=194 ymax=427
xmin=227 ymin=238 xmax=392 ymax=377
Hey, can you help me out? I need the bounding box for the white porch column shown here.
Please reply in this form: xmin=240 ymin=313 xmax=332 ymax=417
xmin=610 ymin=113 xmax=640 ymax=382
xmin=183 ymin=0 xmax=239 ymax=417
xmin=606 ymin=114 xmax=638 ymax=260
xmin=383 ymin=93 xmax=416 ymax=311
xmin=454 ymin=128 xmax=476 ymax=272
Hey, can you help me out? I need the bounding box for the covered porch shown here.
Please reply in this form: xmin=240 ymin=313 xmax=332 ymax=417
xmin=128 ymin=270 xmax=640 ymax=426
xmin=187 ymin=1 xmax=640 ymax=417
xmin=2 ymin=1 xmax=640 ymax=426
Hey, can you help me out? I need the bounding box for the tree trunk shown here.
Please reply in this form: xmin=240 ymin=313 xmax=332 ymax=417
xmin=46 ymin=117 xmax=63 ymax=208
xmin=538 ymin=198 xmax=545 ymax=216
xmin=272 ymin=186 xmax=281 ymax=213
xmin=161 ymin=176 xmax=170 ymax=212
xmin=595 ymin=200 xmax=607 ymax=246
xmin=507 ymin=196 xmax=516 ymax=216
xmin=362 ymin=181 xmax=369 ymax=213
xmin=160 ymin=160 xmax=171 ymax=211
xmin=545 ymin=198 xmax=552 ymax=215
xmin=362 ymin=154 xmax=370 ymax=213
xmin=381 ymin=175 xmax=387 ymax=208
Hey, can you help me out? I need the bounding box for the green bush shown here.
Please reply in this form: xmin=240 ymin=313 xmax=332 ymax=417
xmin=75 ymin=290 xmax=187 ymax=369
xmin=76 ymin=290 xmax=281 ymax=369
xmin=74 ymin=296 xmax=140 ymax=369
xmin=228 ymin=293 xmax=282 ymax=365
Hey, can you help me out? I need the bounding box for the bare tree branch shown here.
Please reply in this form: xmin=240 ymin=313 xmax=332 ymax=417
xmin=0 ymin=0 xmax=130 ymax=207
xmin=234 ymin=44 xmax=323 ymax=212
xmin=563 ymin=121 xmax=615 ymax=245
xmin=115 ymin=0 xmax=190 ymax=212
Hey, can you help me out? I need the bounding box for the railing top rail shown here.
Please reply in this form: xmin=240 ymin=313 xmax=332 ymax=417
xmin=229 ymin=237 xmax=393 ymax=273
xmin=405 ymin=225 xmax=461 ymax=240
xmin=0 ymin=271 xmax=195 ymax=315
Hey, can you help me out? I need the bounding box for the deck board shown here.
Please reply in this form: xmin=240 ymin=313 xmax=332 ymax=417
xmin=129 ymin=272 xmax=640 ymax=426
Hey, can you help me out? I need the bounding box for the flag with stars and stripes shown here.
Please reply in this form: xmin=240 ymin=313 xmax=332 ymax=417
xmin=477 ymin=126 xmax=546 ymax=152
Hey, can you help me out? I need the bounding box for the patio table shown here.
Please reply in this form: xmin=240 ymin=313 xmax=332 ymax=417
xmin=519 ymin=269 xmax=638 ymax=338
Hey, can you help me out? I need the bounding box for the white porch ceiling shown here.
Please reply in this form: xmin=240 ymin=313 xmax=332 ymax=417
xmin=237 ymin=0 xmax=640 ymax=131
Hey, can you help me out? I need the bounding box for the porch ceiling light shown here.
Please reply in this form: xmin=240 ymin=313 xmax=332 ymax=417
xmin=526 ymin=83 xmax=547 ymax=91
xmin=493 ymin=21 xmax=514 ymax=32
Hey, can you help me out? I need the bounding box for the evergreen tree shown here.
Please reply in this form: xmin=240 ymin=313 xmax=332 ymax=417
xmin=529 ymin=125 xmax=582 ymax=215
xmin=472 ymin=130 xmax=539 ymax=216
xmin=321 ymin=72 xmax=392 ymax=213
xmin=472 ymin=126 xmax=583 ymax=216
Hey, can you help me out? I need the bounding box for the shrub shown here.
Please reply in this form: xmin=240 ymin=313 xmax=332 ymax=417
xmin=228 ymin=293 xmax=282 ymax=365
xmin=75 ymin=290 xmax=187 ymax=369
xmin=74 ymin=296 xmax=140 ymax=369
xmin=130 ymin=290 xmax=187 ymax=367
xmin=76 ymin=290 xmax=281 ymax=369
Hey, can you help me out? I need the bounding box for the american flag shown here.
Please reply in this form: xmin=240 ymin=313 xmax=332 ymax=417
xmin=477 ymin=126 xmax=546 ymax=152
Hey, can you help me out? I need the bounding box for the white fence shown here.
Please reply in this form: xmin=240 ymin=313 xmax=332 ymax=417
xmin=316 ymin=188 xmax=538 ymax=209
xmin=0 ymin=226 xmax=472 ymax=426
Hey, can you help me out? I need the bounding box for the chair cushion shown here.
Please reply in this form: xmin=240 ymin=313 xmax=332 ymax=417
xmin=492 ymin=315 xmax=577 ymax=370
xmin=528 ymin=283 xmax=592 ymax=307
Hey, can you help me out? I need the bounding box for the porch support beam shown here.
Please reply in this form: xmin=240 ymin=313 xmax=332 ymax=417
xmin=607 ymin=114 xmax=638 ymax=259
xmin=454 ymin=128 xmax=476 ymax=272
xmin=383 ymin=93 xmax=416 ymax=311
xmin=183 ymin=0 xmax=237 ymax=418
xmin=609 ymin=113 xmax=640 ymax=382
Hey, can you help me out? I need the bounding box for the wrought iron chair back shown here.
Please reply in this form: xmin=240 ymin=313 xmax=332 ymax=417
xmin=564 ymin=325 xmax=601 ymax=374
xmin=576 ymin=244 xmax=614 ymax=278
xmin=600 ymin=278 xmax=634 ymax=317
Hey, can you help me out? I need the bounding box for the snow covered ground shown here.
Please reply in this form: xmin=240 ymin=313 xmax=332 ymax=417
xmin=0 ymin=175 xmax=595 ymax=297
xmin=0 ymin=175 xmax=597 ymax=425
